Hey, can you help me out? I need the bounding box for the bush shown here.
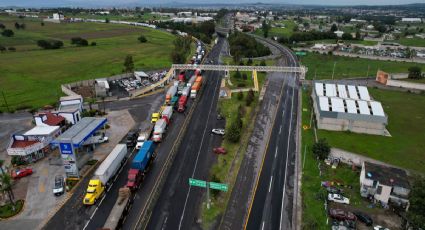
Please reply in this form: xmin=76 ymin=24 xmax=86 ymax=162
xmin=408 ymin=66 xmax=422 ymax=79
xmin=71 ymin=37 xmax=88 ymax=46
xmin=260 ymin=60 xmax=266 ymax=66
xmin=237 ymin=91 xmax=244 ymax=100
xmin=11 ymin=156 xmax=26 ymax=166
xmin=91 ymin=42 xmax=97 ymax=46
xmin=226 ymin=120 xmax=241 ymax=143
xmin=247 ymin=58 xmax=253 ymax=65
xmin=0 ymin=45 xmax=6 ymax=52
xmin=1 ymin=29 xmax=14 ymax=37
xmin=8 ymin=47 xmax=16 ymax=52
xmin=233 ymin=70 xmax=241 ymax=79
xmin=37 ymin=39 xmax=64 ymax=49
xmin=312 ymin=138 xmax=330 ymax=160
xmin=138 ymin=35 xmax=147 ymax=43
xmin=242 ymin=73 xmax=248 ymax=80
xmin=246 ymin=89 xmax=255 ymax=106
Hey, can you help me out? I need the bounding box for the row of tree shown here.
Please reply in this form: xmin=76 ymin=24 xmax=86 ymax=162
xmin=156 ymin=20 xmax=215 ymax=44
xmin=228 ymin=32 xmax=271 ymax=63
xmin=170 ymin=36 xmax=192 ymax=64
xmin=37 ymin=40 xmax=64 ymax=49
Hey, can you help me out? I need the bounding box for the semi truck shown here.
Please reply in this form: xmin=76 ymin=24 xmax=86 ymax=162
xmin=178 ymin=71 xmax=185 ymax=82
xmin=182 ymin=86 xmax=191 ymax=97
xmin=127 ymin=141 xmax=157 ymax=190
xmin=83 ymin=144 xmax=127 ymax=205
xmin=135 ymin=121 xmax=154 ymax=150
xmin=165 ymin=85 xmax=177 ymax=105
xmin=151 ymin=112 xmax=160 ymax=123
xmin=177 ymin=82 xmax=186 ymax=95
xmin=170 ymin=95 xmax=179 ymax=108
xmin=161 ymin=106 xmax=173 ymax=124
xmin=187 ymin=75 xmax=197 ymax=87
xmin=102 ymin=187 xmax=131 ymax=230
xmin=152 ymin=119 xmax=167 ymax=142
xmin=178 ymin=95 xmax=188 ymax=113
xmin=190 ymin=81 xmax=202 ymax=99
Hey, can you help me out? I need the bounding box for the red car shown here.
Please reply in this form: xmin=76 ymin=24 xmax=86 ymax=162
xmin=329 ymin=208 xmax=356 ymax=221
xmin=11 ymin=168 xmax=33 ymax=179
xmin=213 ymin=147 xmax=227 ymax=155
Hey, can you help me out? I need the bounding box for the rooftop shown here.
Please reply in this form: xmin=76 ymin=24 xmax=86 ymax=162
xmin=24 ymin=125 xmax=60 ymax=136
xmin=53 ymin=117 xmax=107 ymax=147
xmin=43 ymin=112 xmax=65 ymax=126
xmin=364 ymin=161 xmax=410 ymax=189
xmin=11 ymin=140 xmax=40 ymax=148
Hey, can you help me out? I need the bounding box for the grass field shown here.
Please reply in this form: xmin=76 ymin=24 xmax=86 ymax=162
xmin=68 ymin=12 xmax=170 ymax=22
xmin=0 ymin=15 xmax=175 ymax=110
xmin=254 ymin=20 xmax=296 ymax=38
xmin=300 ymin=52 xmax=425 ymax=80
xmin=318 ymin=88 xmax=425 ymax=174
xmin=401 ymin=77 xmax=425 ymax=84
xmin=388 ymin=37 xmax=425 ymax=47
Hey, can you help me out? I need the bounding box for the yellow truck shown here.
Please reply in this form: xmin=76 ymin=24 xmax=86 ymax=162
xmin=151 ymin=112 xmax=161 ymax=123
xmin=83 ymin=144 xmax=128 ymax=205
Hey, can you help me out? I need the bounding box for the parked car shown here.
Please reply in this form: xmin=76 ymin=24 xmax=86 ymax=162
xmin=213 ymin=147 xmax=227 ymax=155
xmin=374 ymin=225 xmax=390 ymax=230
xmin=328 ymin=193 xmax=350 ymax=204
xmin=329 ymin=209 xmax=356 ymax=221
xmin=353 ymin=211 xmax=373 ymax=226
xmin=211 ymin=129 xmax=225 ymax=135
xmin=11 ymin=168 xmax=33 ymax=179
xmin=126 ymin=131 xmax=139 ymax=147
xmin=53 ymin=175 xmax=65 ymax=196
xmin=327 ymin=186 xmax=343 ymax=194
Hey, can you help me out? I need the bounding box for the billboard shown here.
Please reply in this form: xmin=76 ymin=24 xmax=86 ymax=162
xmin=59 ymin=142 xmax=79 ymax=177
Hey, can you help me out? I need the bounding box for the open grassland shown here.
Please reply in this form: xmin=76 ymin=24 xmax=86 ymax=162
xmin=388 ymin=38 xmax=425 ymax=47
xmin=0 ymin=15 xmax=175 ymax=110
xmin=255 ymin=20 xmax=296 ymax=38
xmin=300 ymin=52 xmax=425 ymax=80
xmin=318 ymin=88 xmax=425 ymax=174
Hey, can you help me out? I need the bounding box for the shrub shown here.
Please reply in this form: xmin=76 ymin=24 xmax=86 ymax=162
xmin=237 ymin=91 xmax=244 ymax=100
xmin=138 ymin=35 xmax=148 ymax=43
xmin=1 ymin=29 xmax=14 ymax=37
xmin=71 ymin=37 xmax=88 ymax=46
xmin=37 ymin=40 xmax=64 ymax=49
xmin=260 ymin=60 xmax=266 ymax=66
xmin=233 ymin=70 xmax=241 ymax=79
xmin=312 ymin=138 xmax=330 ymax=160
xmin=0 ymin=45 xmax=6 ymax=52
xmin=242 ymin=73 xmax=248 ymax=80
xmin=226 ymin=120 xmax=241 ymax=143
xmin=8 ymin=47 xmax=16 ymax=51
xmin=246 ymin=89 xmax=255 ymax=106
xmin=247 ymin=58 xmax=253 ymax=65
xmin=91 ymin=42 xmax=97 ymax=46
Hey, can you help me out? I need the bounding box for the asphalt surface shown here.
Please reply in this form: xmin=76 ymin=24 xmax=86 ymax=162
xmin=42 ymin=83 xmax=190 ymax=230
xmin=245 ymin=38 xmax=300 ymax=230
xmin=146 ymin=37 xmax=226 ymax=230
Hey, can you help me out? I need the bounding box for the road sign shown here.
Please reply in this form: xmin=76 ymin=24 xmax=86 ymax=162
xmin=189 ymin=178 xmax=207 ymax=188
xmin=209 ymin=182 xmax=228 ymax=192
xmin=295 ymin=51 xmax=307 ymax=56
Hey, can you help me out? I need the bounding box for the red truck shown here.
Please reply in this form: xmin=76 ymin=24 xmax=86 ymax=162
xmin=178 ymin=95 xmax=188 ymax=112
xmin=126 ymin=168 xmax=143 ymax=190
xmin=178 ymin=71 xmax=185 ymax=82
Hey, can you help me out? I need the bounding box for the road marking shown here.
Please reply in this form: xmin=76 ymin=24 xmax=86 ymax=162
xmin=279 ymin=125 xmax=282 ymax=134
xmin=178 ymin=68 xmax=221 ymax=230
xmin=279 ymin=85 xmax=295 ymax=230
xmin=269 ymin=176 xmax=273 ymax=193
xmin=261 ymin=221 xmax=265 ymax=230
xmin=275 ymin=147 xmax=278 ymax=158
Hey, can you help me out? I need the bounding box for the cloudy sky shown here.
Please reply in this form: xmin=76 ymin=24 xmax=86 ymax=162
xmin=0 ymin=0 xmax=423 ymax=7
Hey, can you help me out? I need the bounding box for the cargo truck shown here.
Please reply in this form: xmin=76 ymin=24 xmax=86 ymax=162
xmin=182 ymin=86 xmax=190 ymax=97
xmin=161 ymin=106 xmax=173 ymax=124
xmin=187 ymin=75 xmax=197 ymax=87
xmin=165 ymin=85 xmax=177 ymax=105
xmin=191 ymin=81 xmax=202 ymax=99
xmin=178 ymin=95 xmax=188 ymax=112
xmin=152 ymin=119 xmax=167 ymax=142
xmin=170 ymin=95 xmax=179 ymax=108
xmin=151 ymin=112 xmax=160 ymax=123
xmin=178 ymin=71 xmax=185 ymax=82
xmin=102 ymin=187 xmax=131 ymax=230
xmin=135 ymin=122 xmax=154 ymax=150
xmin=127 ymin=141 xmax=156 ymax=190
xmin=177 ymin=82 xmax=186 ymax=95
xmin=83 ymin=144 xmax=127 ymax=205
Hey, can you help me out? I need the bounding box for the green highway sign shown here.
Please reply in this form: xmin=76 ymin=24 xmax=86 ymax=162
xmin=209 ymin=182 xmax=228 ymax=192
xmin=189 ymin=178 xmax=207 ymax=188
xmin=295 ymin=51 xmax=307 ymax=56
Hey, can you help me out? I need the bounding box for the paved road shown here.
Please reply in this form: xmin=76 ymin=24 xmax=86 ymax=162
xmin=146 ymin=37 xmax=225 ymax=230
xmin=245 ymin=38 xmax=300 ymax=230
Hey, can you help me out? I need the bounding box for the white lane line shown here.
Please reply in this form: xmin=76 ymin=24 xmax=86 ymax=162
xmin=275 ymin=147 xmax=278 ymax=158
xmin=178 ymin=71 xmax=221 ymax=230
xmin=262 ymin=221 xmax=265 ymax=230
xmin=279 ymin=86 xmax=295 ymax=230
xmin=279 ymin=125 xmax=282 ymax=135
xmin=269 ymin=176 xmax=273 ymax=193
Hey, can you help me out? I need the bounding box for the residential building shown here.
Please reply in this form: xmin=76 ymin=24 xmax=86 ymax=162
xmin=401 ymin=18 xmax=422 ymax=23
xmin=360 ymin=161 xmax=410 ymax=209
xmin=56 ymin=95 xmax=83 ymax=124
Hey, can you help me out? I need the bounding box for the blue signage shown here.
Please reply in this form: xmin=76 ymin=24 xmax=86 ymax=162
xmin=60 ymin=143 xmax=73 ymax=155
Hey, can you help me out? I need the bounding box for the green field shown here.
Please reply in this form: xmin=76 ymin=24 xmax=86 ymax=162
xmin=300 ymin=52 xmax=425 ymax=80
xmin=255 ymin=20 xmax=296 ymax=38
xmin=387 ymin=38 xmax=425 ymax=47
xmin=318 ymin=88 xmax=425 ymax=174
xmin=0 ymin=15 xmax=175 ymax=110
xmin=69 ymin=12 xmax=170 ymax=22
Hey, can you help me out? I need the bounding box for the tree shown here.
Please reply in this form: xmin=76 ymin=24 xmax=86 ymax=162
xmin=355 ymin=31 xmax=361 ymax=40
xmin=408 ymin=66 xmax=422 ymax=79
xmin=105 ymin=18 xmax=110 ymax=23
xmin=41 ymin=22 xmax=45 ymax=26
xmin=123 ymin=55 xmax=134 ymax=73
xmin=0 ymin=167 xmax=15 ymax=206
xmin=91 ymin=42 xmax=97 ymax=46
xmin=342 ymin=33 xmax=353 ymax=40
xmin=237 ymin=91 xmax=244 ymax=100
xmin=14 ymin=22 xmax=20 ymax=29
xmin=0 ymin=45 xmax=5 ymax=52
xmin=71 ymin=37 xmax=88 ymax=46
xmin=407 ymin=176 xmax=425 ymax=228
xmin=1 ymin=29 xmax=14 ymax=37
xmin=312 ymin=138 xmax=330 ymax=160
xmin=138 ymin=35 xmax=147 ymax=43
xmin=226 ymin=120 xmax=241 ymax=143
xmin=330 ymin=24 xmax=338 ymax=32
xmin=8 ymin=47 xmax=16 ymax=51
xmin=0 ymin=23 xmax=5 ymax=29
xmin=234 ymin=70 xmax=241 ymax=79
xmin=246 ymin=89 xmax=255 ymax=106
xmin=262 ymin=20 xmax=270 ymax=38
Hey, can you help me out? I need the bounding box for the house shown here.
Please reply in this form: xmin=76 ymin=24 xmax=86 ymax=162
xmin=56 ymin=95 xmax=83 ymax=124
xmin=334 ymin=30 xmax=344 ymax=38
xmin=360 ymin=161 xmax=410 ymax=209
xmin=95 ymin=79 xmax=110 ymax=97
xmin=33 ymin=112 xmax=66 ymax=128
xmin=401 ymin=18 xmax=422 ymax=23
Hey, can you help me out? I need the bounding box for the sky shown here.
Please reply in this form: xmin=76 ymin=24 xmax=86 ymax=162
xmin=0 ymin=0 xmax=423 ymax=7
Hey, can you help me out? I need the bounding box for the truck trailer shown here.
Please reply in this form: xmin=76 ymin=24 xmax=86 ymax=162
xmin=135 ymin=121 xmax=154 ymax=150
xmin=152 ymin=119 xmax=167 ymax=142
xmin=127 ymin=141 xmax=157 ymax=190
xmin=178 ymin=95 xmax=188 ymax=112
xmin=165 ymin=85 xmax=177 ymax=105
xmin=83 ymin=144 xmax=128 ymax=205
xmin=102 ymin=187 xmax=131 ymax=230
xmin=161 ymin=106 xmax=173 ymax=124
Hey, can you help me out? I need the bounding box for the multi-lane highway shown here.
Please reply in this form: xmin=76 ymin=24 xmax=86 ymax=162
xmin=245 ymin=38 xmax=300 ymax=230
xmin=145 ymin=36 xmax=226 ymax=230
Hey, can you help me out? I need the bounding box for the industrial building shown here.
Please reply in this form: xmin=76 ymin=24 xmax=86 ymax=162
xmin=312 ymin=82 xmax=388 ymax=135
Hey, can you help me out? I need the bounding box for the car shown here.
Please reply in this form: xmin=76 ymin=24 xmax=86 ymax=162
xmin=328 ymin=193 xmax=350 ymax=204
xmin=353 ymin=211 xmax=373 ymax=226
xmin=213 ymin=147 xmax=227 ymax=155
xmin=217 ymin=114 xmax=224 ymax=120
xmin=53 ymin=175 xmax=65 ymax=196
xmin=329 ymin=209 xmax=356 ymax=221
xmin=211 ymin=129 xmax=225 ymax=135
xmin=374 ymin=225 xmax=390 ymax=230
xmin=126 ymin=131 xmax=139 ymax=147
xmin=11 ymin=168 xmax=33 ymax=179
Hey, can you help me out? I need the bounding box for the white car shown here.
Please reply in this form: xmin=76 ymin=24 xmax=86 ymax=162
xmin=212 ymin=129 xmax=225 ymax=135
xmin=53 ymin=175 xmax=65 ymax=196
xmin=328 ymin=193 xmax=350 ymax=204
xmin=374 ymin=226 xmax=390 ymax=230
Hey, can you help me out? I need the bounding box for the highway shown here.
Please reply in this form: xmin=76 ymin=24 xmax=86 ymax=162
xmin=145 ymin=37 xmax=226 ymax=230
xmin=245 ymin=38 xmax=300 ymax=230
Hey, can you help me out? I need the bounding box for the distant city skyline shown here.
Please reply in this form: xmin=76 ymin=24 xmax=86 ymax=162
xmin=0 ymin=0 xmax=423 ymax=7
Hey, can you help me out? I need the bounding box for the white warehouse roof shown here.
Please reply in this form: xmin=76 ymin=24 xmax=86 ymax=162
xmin=24 ymin=125 xmax=60 ymax=136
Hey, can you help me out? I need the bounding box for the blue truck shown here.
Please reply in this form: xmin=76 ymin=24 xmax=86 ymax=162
xmin=126 ymin=141 xmax=156 ymax=190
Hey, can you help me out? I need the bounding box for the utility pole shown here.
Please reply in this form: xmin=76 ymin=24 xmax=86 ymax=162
xmin=331 ymin=61 xmax=336 ymax=80
xmin=1 ymin=91 xmax=10 ymax=112
xmin=206 ymin=182 xmax=210 ymax=209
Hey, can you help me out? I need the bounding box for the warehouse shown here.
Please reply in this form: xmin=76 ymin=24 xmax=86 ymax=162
xmin=312 ymin=82 xmax=388 ymax=135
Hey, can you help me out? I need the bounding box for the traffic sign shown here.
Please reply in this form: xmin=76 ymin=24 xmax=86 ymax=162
xmin=295 ymin=51 xmax=307 ymax=56
xmin=189 ymin=178 xmax=207 ymax=188
xmin=209 ymin=182 xmax=228 ymax=192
